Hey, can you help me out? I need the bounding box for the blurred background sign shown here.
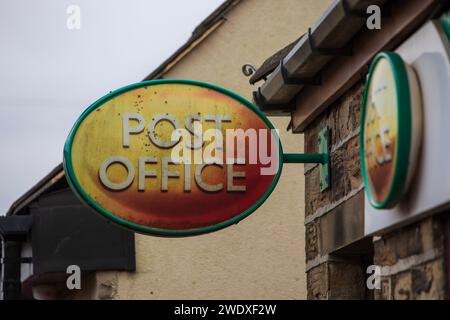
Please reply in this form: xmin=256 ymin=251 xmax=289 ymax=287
xmin=364 ymin=20 xmax=450 ymax=235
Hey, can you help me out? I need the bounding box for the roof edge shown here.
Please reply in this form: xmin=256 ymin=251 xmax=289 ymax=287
xmin=252 ymin=0 xmax=388 ymax=116
xmin=6 ymin=164 xmax=65 ymax=216
xmin=143 ymin=0 xmax=241 ymax=80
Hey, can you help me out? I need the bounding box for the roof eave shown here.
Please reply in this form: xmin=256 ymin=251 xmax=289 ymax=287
xmin=252 ymin=0 xmax=388 ymax=115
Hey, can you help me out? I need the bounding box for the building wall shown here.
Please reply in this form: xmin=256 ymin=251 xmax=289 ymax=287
xmin=373 ymin=217 xmax=447 ymax=300
xmin=87 ymin=0 xmax=332 ymax=300
xmin=303 ymin=80 xmax=448 ymax=300
xmin=304 ymin=81 xmax=368 ymax=299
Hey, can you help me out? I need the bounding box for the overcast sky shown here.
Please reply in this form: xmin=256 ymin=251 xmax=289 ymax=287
xmin=0 ymin=0 xmax=224 ymax=214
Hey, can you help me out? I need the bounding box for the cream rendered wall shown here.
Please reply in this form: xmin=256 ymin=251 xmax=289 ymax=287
xmin=96 ymin=0 xmax=331 ymax=300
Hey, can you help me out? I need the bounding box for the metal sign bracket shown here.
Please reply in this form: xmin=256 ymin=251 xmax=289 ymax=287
xmin=283 ymin=127 xmax=330 ymax=192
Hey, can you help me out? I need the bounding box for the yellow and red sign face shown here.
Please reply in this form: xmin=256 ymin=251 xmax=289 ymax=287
xmin=362 ymin=57 xmax=399 ymax=205
xmin=360 ymin=52 xmax=422 ymax=209
xmin=64 ymin=80 xmax=282 ymax=236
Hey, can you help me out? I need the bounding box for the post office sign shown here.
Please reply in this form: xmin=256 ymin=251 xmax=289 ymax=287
xmin=64 ymin=79 xmax=282 ymax=236
xmin=360 ymin=52 xmax=422 ymax=209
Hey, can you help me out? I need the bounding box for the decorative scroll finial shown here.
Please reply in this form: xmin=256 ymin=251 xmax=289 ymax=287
xmin=241 ymin=64 xmax=257 ymax=77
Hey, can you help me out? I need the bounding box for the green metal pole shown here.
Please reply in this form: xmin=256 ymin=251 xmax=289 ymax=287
xmin=283 ymin=153 xmax=329 ymax=164
xmin=281 ymin=127 xmax=330 ymax=192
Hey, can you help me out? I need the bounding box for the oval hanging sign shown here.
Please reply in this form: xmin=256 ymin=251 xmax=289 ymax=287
xmin=64 ymin=79 xmax=282 ymax=236
xmin=360 ymin=52 xmax=422 ymax=209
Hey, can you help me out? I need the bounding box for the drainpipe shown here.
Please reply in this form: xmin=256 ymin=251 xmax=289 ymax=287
xmin=1 ymin=240 xmax=22 ymax=300
xmin=0 ymin=215 xmax=33 ymax=300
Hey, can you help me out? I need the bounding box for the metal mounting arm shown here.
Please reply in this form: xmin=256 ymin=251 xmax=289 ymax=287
xmin=282 ymin=127 xmax=330 ymax=192
xmin=283 ymin=153 xmax=328 ymax=164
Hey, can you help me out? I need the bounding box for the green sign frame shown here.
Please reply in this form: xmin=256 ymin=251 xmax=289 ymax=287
xmin=63 ymin=79 xmax=285 ymax=237
xmin=360 ymin=52 xmax=413 ymax=209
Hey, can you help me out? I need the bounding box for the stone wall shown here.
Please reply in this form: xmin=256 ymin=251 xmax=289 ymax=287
xmin=373 ymin=217 xmax=447 ymax=299
xmin=303 ymin=80 xmax=449 ymax=300
xmin=304 ymin=81 xmax=368 ymax=300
